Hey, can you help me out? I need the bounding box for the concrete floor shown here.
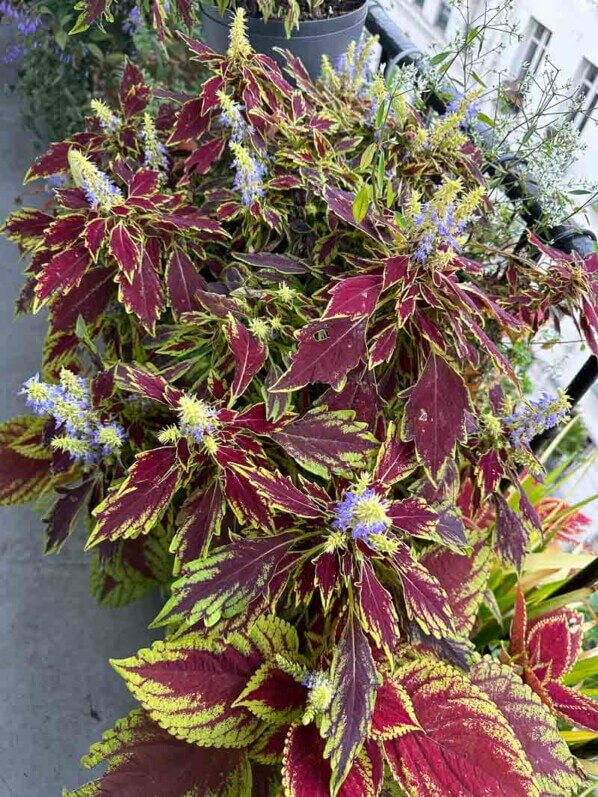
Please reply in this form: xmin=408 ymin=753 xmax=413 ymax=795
xmin=0 ymin=31 xmax=160 ymax=797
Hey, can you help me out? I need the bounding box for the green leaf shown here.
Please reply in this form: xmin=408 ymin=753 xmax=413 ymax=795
xmin=352 ymin=185 xmax=370 ymax=224
xmin=55 ymin=28 xmax=68 ymax=49
xmin=360 ymin=144 xmax=376 ymax=171
xmin=477 ymin=112 xmax=496 ymax=128
xmin=429 ymin=51 xmax=451 ymax=66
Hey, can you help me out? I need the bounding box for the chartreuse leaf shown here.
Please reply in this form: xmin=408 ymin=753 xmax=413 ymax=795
xmin=112 ymin=616 xmax=297 ymax=750
xmin=153 ymin=532 xmax=297 ymax=631
xmin=471 ymin=659 xmax=584 ymax=797
xmin=63 ymin=709 xmax=252 ymax=796
xmin=321 ymin=611 xmax=379 ymax=795
xmin=352 ymin=185 xmax=370 ymax=224
xmin=384 ymin=658 xmax=539 ymax=797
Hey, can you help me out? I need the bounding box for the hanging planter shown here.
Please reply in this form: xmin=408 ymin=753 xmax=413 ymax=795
xmin=198 ymin=1 xmax=368 ymax=77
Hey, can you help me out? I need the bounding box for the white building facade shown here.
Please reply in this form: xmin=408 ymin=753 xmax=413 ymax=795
xmin=382 ymin=0 xmax=598 ymax=184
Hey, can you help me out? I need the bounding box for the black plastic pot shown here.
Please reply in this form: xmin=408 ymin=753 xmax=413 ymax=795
xmin=199 ymin=2 xmax=368 ymax=79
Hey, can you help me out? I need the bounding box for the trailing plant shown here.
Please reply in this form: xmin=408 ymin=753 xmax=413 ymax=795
xmin=1 ymin=12 xmax=598 ymax=795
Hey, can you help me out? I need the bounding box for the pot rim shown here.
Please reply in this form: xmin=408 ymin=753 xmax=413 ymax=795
xmin=199 ymin=0 xmax=368 ymax=34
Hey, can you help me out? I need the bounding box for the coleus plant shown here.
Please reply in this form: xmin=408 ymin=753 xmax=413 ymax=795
xmin=1 ymin=13 xmax=597 ymax=795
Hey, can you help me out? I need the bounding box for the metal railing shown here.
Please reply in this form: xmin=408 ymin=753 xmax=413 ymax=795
xmin=365 ymin=5 xmax=598 ymax=598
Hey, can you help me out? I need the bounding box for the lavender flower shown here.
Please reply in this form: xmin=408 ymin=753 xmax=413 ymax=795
xmin=230 ymin=142 xmax=266 ymax=208
xmin=176 ymin=395 xmax=218 ymax=444
xmin=218 ymin=94 xmax=249 ymax=144
xmin=413 ymin=202 xmax=466 ymax=264
xmin=46 ymin=173 xmax=68 ymax=192
xmin=333 ymin=487 xmax=390 ymax=543
xmin=20 ymin=370 xmax=125 ymax=464
xmin=68 ymin=150 xmax=123 ymax=212
xmin=300 ymin=671 xmax=334 ymax=724
xmin=502 ymin=391 xmax=570 ymax=449
xmin=142 ymin=113 xmax=169 ymax=172
xmin=91 ymin=99 xmax=120 ymax=133
xmin=123 ymin=6 xmax=142 ymax=35
xmin=93 ymin=422 xmax=126 ymax=456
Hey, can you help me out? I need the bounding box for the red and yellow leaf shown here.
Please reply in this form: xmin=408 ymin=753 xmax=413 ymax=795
xmin=384 ymin=658 xmax=539 ymax=797
xmin=87 ymin=447 xmax=180 ymax=548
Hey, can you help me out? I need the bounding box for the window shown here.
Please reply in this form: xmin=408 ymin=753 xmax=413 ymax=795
xmin=435 ymin=1 xmax=451 ymax=30
xmin=570 ymin=59 xmax=598 ymax=133
xmin=518 ymin=19 xmax=551 ymax=80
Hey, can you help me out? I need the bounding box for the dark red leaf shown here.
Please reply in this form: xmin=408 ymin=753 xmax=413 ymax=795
xmin=420 ymin=539 xmax=492 ymax=636
xmin=391 ymin=541 xmax=454 ymax=638
xmin=119 ymin=237 xmax=165 ymax=332
xmin=185 ymin=137 xmax=226 ymax=175
xmin=50 ymin=267 xmax=114 ymax=331
xmin=272 ymin=316 xmax=368 ymax=392
xmin=169 ymin=99 xmax=210 ymax=144
xmin=87 ymin=447 xmax=179 ymax=548
xmin=247 ymin=468 xmax=322 ymax=518
xmin=374 ymin=426 xmax=416 ymax=486
xmin=324 ymin=275 xmax=382 ymax=319
xmin=44 ymin=479 xmax=95 ymax=553
xmin=115 ymin=364 xmax=182 ymax=406
xmin=119 ymin=60 xmax=150 ymax=118
xmin=323 ymin=611 xmax=379 ymax=794
xmin=166 ymin=248 xmax=207 ymax=315
xmin=84 ymin=217 xmax=108 ymax=259
xmin=154 ymin=533 xmax=296 ymax=629
xmin=109 ymin=224 xmax=142 ymax=279
xmin=36 ymin=244 xmax=90 ymax=302
xmin=493 ymin=493 xmax=529 ymax=571
xmin=271 ymin=407 xmax=376 ymax=478
xmin=403 ymin=355 xmax=470 ymax=476
xmin=384 ymin=658 xmax=538 ymax=797
xmin=358 ymin=559 xmax=400 ymax=655
xmin=226 ymin=317 xmax=268 ymax=400
xmin=388 ymin=497 xmax=438 ymax=538
xmin=171 ymin=481 xmax=225 ymax=567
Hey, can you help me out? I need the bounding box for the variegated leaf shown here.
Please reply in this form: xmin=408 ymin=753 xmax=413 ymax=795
xmin=322 ymin=611 xmax=379 ymax=795
xmin=471 ymin=659 xmax=584 ymax=796
xmin=271 ymin=407 xmax=376 ymax=479
xmin=112 ymin=616 xmax=297 ymax=749
xmin=384 ymin=658 xmax=539 ymax=797
xmin=420 ymin=538 xmax=492 ymax=636
xmin=153 ymin=533 xmax=297 ymax=630
xmin=391 ymin=542 xmax=455 ymax=639
xmin=65 ymin=710 xmax=252 ymax=796
xmin=87 ymin=447 xmax=180 ymax=548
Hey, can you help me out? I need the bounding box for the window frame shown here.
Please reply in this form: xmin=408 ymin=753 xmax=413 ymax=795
xmin=518 ymin=18 xmax=552 ymax=80
xmin=570 ymin=58 xmax=598 ymax=133
xmin=435 ymin=0 xmax=452 ymax=31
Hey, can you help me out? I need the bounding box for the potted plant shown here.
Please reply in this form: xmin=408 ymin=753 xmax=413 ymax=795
xmin=2 ymin=10 xmax=597 ymax=796
xmin=198 ymin=0 xmax=368 ymax=77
